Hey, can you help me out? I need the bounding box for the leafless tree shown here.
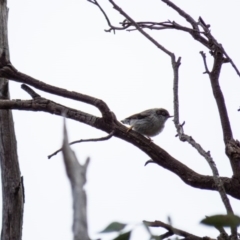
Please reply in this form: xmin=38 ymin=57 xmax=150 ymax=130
xmin=0 ymin=0 xmax=240 ymax=239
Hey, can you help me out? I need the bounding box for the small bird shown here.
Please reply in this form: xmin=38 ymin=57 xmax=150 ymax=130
xmin=121 ymin=108 xmax=173 ymax=139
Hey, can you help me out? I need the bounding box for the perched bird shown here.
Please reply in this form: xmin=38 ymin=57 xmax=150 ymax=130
xmin=121 ymin=108 xmax=173 ymax=139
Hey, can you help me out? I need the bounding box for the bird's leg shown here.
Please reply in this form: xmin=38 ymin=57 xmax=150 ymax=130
xmin=126 ymin=126 xmax=133 ymax=133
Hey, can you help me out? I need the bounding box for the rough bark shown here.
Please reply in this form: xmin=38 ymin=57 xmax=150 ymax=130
xmin=0 ymin=1 xmax=24 ymax=239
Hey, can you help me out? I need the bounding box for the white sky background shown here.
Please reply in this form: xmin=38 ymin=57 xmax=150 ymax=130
xmin=2 ymin=0 xmax=240 ymax=239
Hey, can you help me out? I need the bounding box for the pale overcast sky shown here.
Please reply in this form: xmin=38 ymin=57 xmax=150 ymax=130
xmin=2 ymin=0 xmax=240 ymax=239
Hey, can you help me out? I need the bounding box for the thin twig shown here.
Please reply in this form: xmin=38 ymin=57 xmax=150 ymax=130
xmin=199 ymin=51 xmax=210 ymax=74
xmin=144 ymin=160 xmax=155 ymax=166
xmin=87 ymin=0 xmax=126 ymax=33
xmin=197 ymin=17 xmax=240 ymax=77
xmin=21 ymin=84 xmax=41 ymax=98
xmin=161 ymin=0 xmax=199 ymax=31
xmin=143 ymin=220 xmax=202 ymax=240
xmin=220 ymin=48 xmax=240 ymax=77
xmin=48 ymin=130 xmax=115 ymax=159
xmin=108 ymin=0 xmax=174 ymax=57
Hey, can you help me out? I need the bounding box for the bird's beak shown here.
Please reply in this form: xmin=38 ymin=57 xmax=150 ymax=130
xmin=168 ymin=115 xmax=173 ymax=118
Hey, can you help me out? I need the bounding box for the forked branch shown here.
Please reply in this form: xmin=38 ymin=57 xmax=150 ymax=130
xmin=0 ymin=64 xmax=114 ymax=123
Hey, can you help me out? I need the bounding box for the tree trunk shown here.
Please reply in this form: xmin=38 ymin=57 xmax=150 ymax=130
xmin=0 ymin=1 xmax=24 ymax=239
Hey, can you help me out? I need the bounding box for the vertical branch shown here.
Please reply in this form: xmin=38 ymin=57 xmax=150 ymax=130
xmin=62 ymin=119 xmax=90 ymax=240
xmin=172 ymin=56 xmax=181 ymax=127
xmin=200 ymin=51 xmax=240 ymax=178
xmin=0 ymin=1 xmax=24 ymax=239
xmin=173 ymin=51 xmax=236 ymax=238
xmin=209 ymin=52 xmax=232 ymax=143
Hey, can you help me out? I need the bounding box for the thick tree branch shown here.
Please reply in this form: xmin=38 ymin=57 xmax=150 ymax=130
xmin=0 ymin=97 xmax=240 ymax=199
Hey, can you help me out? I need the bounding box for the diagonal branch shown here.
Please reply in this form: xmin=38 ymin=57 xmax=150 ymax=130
xmin=108 ymin=0 xmax=174 ymax=57
xmin=144 ymin=220 xmax=202 ymax=240
xmin=162 ymin=0 xmax=240 ymax=77
xmin=0 ymin=97 xmax=240 ymax=199
xmin=161 ymin=0 xmax=199 ymax=31
xmin=0 ymin=64 xmax=115 ymax=123
xmin=87 ymin=0 xmax=127 ymax=33
xmin=48 ymin=130 xmax=115 ymax=159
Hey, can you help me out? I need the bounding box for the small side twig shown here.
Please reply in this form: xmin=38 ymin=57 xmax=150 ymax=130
xmin=144 ymin=160 xmax=155 ymax=166
xmin=21 ymin=84 xmax=41 ymax=99
xmin=198 ymin=17 xmax=240 ymax=78
xmin=87 ymin=0 xmax=127 ymax=33
xmin=48 ymin=130 xmax=115 ymax=159
xmin=199 ymin=51 xmax=210 ymax=74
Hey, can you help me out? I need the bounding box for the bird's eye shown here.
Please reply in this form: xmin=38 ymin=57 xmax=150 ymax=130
xmin=162 ymin=111 xmax=167 ymax=116
xmin=157 ymin=110 xmax=168 ymax=116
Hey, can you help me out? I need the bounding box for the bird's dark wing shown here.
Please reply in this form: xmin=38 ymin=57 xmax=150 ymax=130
xmin=126 ymin=109 xmax=153 ymax=120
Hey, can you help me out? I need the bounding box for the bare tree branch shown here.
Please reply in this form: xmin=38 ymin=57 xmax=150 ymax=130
xmin=87 ymin=0 xmax=127 ymax=33
xmin=143 ymin=220 xmax=202 ymax=240
xmin=161 ymin=0 xmax=199 ymax=31
xmin=48 ymin=130 xmax=115 ymax=159
xmin=209 ymin=51 xmax=232 ymax=142
xmin=0 ymin=97 xmax=240 ymax=199
xmin=161 ymin=0 xmax=240 ymax=77
xmin=199 ymin=51 xmax=210 ymax=74
xmin=87 ymin=1 xmax=239 ymax=237
xmin=108 ymin=0 xmax=174 ymax=57
xmin=172 ymin=49 xmax=235 ymax=237
xmin=21 ymin=84 xmax=41 ymax=98
xmin=0 ymin=65 xmax=115 ymax=123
